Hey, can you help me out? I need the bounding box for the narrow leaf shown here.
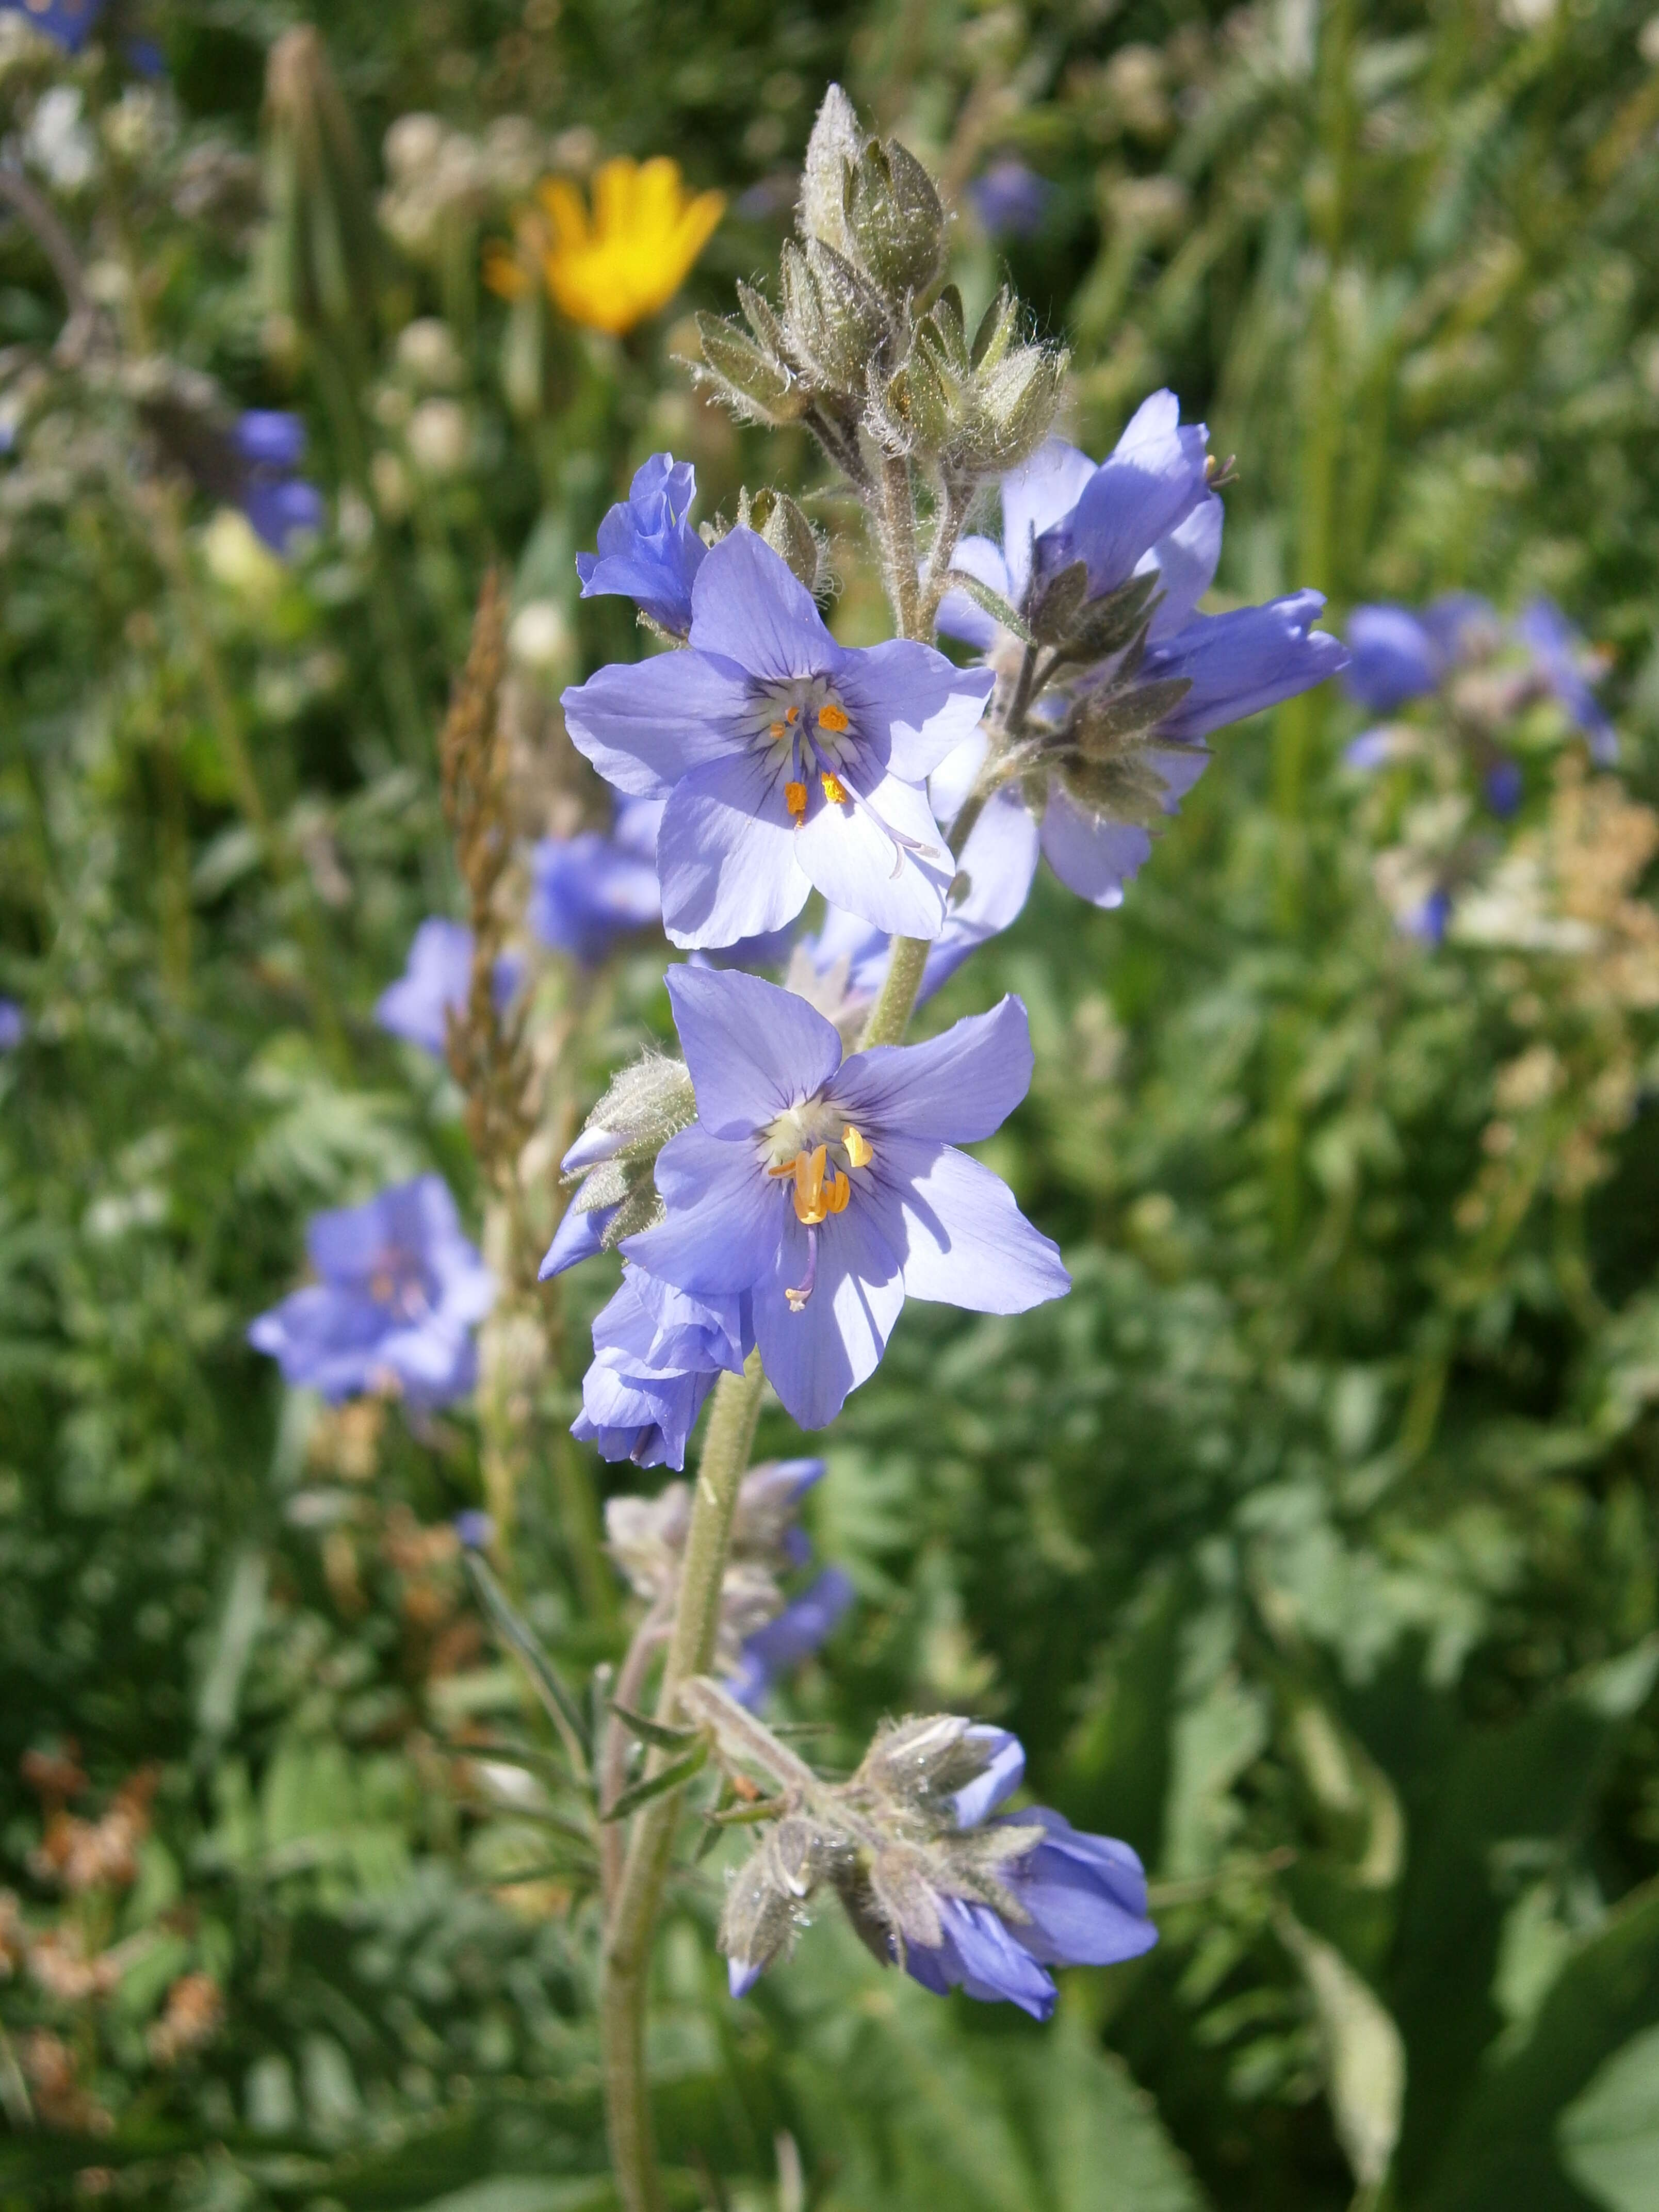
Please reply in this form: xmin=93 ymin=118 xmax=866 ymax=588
xmin=610 ymin=1700 xmax=700 ymax=1752
xmin=602 ymin=1743 xmax=709 ymax=1823
xmin=463 ymin=1553 xmax=590 ymax=1774
xmin=942 ymin=567 xmax=1033 ymax=643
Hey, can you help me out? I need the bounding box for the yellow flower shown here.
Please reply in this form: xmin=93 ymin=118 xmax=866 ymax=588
xmin=485 ymin=156 xmax=724 ymax=338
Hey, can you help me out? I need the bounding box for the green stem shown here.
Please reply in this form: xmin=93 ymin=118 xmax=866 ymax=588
xmin=880 ymin=452 xmax=922 ymax=640
xmin=858 ymin=935 xmax=931 ymax=1050
xmin=600 ymin=1353 xmax=766 ymax=2212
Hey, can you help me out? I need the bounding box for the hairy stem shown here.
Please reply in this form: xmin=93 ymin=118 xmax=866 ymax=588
xmin=600 ymin=1600 xmax=672 ymax=1911
xmin=600 ymin=1353 xmax=766 ymax=2212
xmin=880 ymin=452 xmax=922 ymax=640
xmin=857 ymin=934 xmax=931 ymax=1050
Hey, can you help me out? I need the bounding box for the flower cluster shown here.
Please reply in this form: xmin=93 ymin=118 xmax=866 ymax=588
xmin=556 ymin=966 xmax=1069 ymax=1432
xmin=249 ymin=1176 xmax=495 ymax=1409
xmin=691 ymin=1692 xmax=1155 ymax=2020
xmin=233 ymin=411 xmax=324 ymax=555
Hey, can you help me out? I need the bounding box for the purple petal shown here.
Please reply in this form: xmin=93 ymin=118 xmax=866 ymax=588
xmin=834 ymin=995 xmax=1035 ymax=1145
xmin=656 ymin=751 xmax=811 ymax=949
xmin=1342 ymin=605 xmax=1441 ymax=713
xmin=1000 ymin=1809 xmax=1156 ymax=1968
xmin=728 ymin=1957 xmax=764 ymax=1999
xmin=1144 ymin=591 xmax=1347 ymax=741
xmin=727 ymin=1565 xmax=857 ymax=1707
xmin=949 ymin=1727 xmax=1026 ymax=1827
xmin=1143 ymin=492 xmax=1223 ymax=640
xmin=793 ymin=769 xmax=953 ymax=941
xmin=1038 ymin=786 xmax=1153 ymax=908
xmin=1001 ymin=438 xmax=1098 ymax=603
xmin=903 ymin=1897 xmax=1058 ymax=2020
xmin=1044 ymin=391 xmax=1209 ymax=598
xmin=879 ymin=1140 xmax=1069 ymax=1314
xmin=375 ymin=917 xmax=474 ymax=1056
xmin=688 ymin=528 xmax=836 ymax=682
xmin=665 ymin=967 xmax=844 ymax=1139
xmin=561 ymin=650 xmax=752 ymax=800
xmin=539 ymin=1201 xmax=617 ymax=1280
xmin=752 ymin=1198 xmax=906 ymax=1429
xmin=621 ymin=1126 xmax=779 ymax=1295
xmin=936 ymin=535 xmax=1015 ymax=648
xmin=835 ymin=643 xmax=995 ymax=784
xmin=236 ymin=411 xmax=307 ymax=469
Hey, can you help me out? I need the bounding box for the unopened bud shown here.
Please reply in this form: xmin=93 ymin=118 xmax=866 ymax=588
xmin=780 ymin=239 xmax=889 ymax=397
xmin=797 ymin=84 xmax=863 ymax=261
xmin=719 ymin=1814 xmax=834 ymax=1995
xmin=742 ymin=486 xmax=822 ymax=595
xmin=692 ymin=311 xmax=803 ymax=427
xmin=843 ymin=138 xmax=946 ymax=300
xmin=563 ymin=1052 xmax=696 ymax=1176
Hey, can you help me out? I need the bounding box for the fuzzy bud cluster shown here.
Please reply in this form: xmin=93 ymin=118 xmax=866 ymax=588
xmin=605 ymin=1458 xmax=824 ymax=1661
xmin=559 ymin=1050 xmax=698 ymax=1250
xmin=691 ymin=85 xmax=1063 ymax=477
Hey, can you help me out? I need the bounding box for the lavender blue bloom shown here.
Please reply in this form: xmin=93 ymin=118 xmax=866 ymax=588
xmin=2 ymin=0 xmax=104 ymax=51
xmin=576 ymin=452 xmax=707 ymax=637
xmin=0 ymin=999 xmax=22 ymax=1051
xmin=1401 ymin=887 xmax=1453 ymax=946
xmin=935 ymin=402 xmax=1342 ymax=909
xmin=375 ymin=918 xmax=523 ymax=1058
xmin=1342 ymin=604 xmax=1443 ymax=713
xmin=562 ymin=529 xmax=993 ymax=948
xmin=1514 ymin=597 xmax=1617 ymax=765
xmin=248 ymin=1175 xmax=495 ymax=1408
xmin=539 ymin=1199 xmax=618 ymax=1280
xmin=454 ymin=1509 xmax=496 ymax=1549
xmin=622 ymin=968 xmax=1069 ymax=1428
xmin=726 ymin=1565 xmax=856 ymax=1707
xmin=967 ymin=157 xmax=1052 ymax=239
xmin=946 ymin=1727 xmax=1025 ymax=1828
xmin=572 ymin=1266 xmax=752 ymax=1470
xmin=528 ymin=800 xmax=664 ymax=964
xmin=1484 ymin=757 xmax=1524 ymax=817
xmin=234 ymin=411 xmax=324 ymax=554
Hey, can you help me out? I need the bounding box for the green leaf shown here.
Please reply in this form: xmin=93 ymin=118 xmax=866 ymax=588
xmin=601 ymin=1743 xmax=709 ymax=1822
xmin=940 ymin=566 xmax=1033 ymax=643
xmin=609 ymin=1700 xmax=700 ymax=1752
xmin=1559 ymin=2024 xmax=1659 ymax=2212
xmin=1276 ymin=1909 xmax=1405 ymax=2191
xmin=463 ymin=1554 xmax=590 ymax=1772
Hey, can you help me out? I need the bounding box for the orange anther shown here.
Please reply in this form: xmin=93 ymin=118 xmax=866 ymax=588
xmin=769 ymin=720 xmax=786 ymax=740
xmin=824 ymin=1172 xmax=851 ymax=1214
xmin=785 ymin=704 xmax=800 ymax=723
xmin=820 ymin=772 xmax=849 ymax=806
xmin=792 ymin=1144 xmax=830 ymax=1224
xmin=842 ymin=1124 xmax=873 ymax=1168
xmin=817 ymin=701 xmax=850 ymax=733
xmin=785 ymin=779 xmax=808 ymax=823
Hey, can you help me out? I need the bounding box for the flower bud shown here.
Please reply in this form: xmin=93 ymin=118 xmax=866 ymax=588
xmin=843 ymin=138 xmax=946 ymax=300
xmin=720 ymin=1814 xmax=835 ymax=1995
xmin=741 ymin=486 xmax=822 ymax=596
xmin=797 ymin=84 xmax=863 ymax=261
xmin=780 ymin=239 xmax=890 ymax=397
xmin=262 ymin=29 xmax=381 ymax=350
xmin=692 ymin=311 xmax=804 ymax=426
xmin=954 ymin=344 xmax=1067 ymax=474
xmin=559 ymin=1051 xmax=697 ymax=1249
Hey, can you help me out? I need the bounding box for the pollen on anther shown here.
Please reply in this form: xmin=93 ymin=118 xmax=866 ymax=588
xmin=843 ymin=1124 xmax=873 ymax=1168
xmin=785 ymin=704 xmax=800 ymax=724
xmin=785 ymin=779 xmax=808 ymax=823
xmin=769 ymin=720 xmax=786 ymax=740
xmin=817 ymin=701 xmax=850 ymax=734
xmin=821 ymin=771 xmax=849 ymax=806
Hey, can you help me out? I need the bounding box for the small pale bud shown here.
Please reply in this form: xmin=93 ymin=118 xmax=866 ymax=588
xmin=692 ymin=312 xmax=804 ymax=426
xmin=798 ymin=84 xmax=862 ymax=259
xmin=780 ymin=240 xmax=889 ymax=396
xmin=843 ymin=138 xmax=946 ymax=300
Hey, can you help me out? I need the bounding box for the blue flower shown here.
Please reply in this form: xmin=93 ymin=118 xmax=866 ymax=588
xmin=967 ymin=158 xmax=1052 ymax=239
xmin=621 ymin=968 xmax=1069 ymax=1428
xmin=528 ymin=800 xmax=664 ymax=964
xmin=454 ymin=1509 xmax=496 ymax=1549
xmin=562 ymin=529 xmax=993 ymax=948
xmin=1514 ymin=597 xmax=1617 ymax=765
xmin=726 ymin=1565 xmax=856 ymax=1707
xmin=375 ymin=918 xmax=524 ymax=1058
xmin=576 ymin=452 xmax=707 ymax=637
xmin=935 ymin=404 xmax=1343 ymax=909
xmin=1484 ymin=757 xmax=1524 ymax=817
xmin=897 ymin=1735 xmax=1156 ymax=2021
xmin=1401 ymin=886 xmax=1453 ymax=946
xmin=539 ymin=1198 xmax=617 ymax=1280
xmin=1342 ymin=604 xmax=1443 ymax=713
xmin=573 ymin=1266 xmax=752 ymax=1470
xmin=248 ymin=1176 xmax=495 ymax=1409
xmin=2 ymin=0 xmax=104 ymax=52
xmin=234 ymin=412 xmax=324 ymax=554
xmin=0 ymin=999 xmax=22 ymax=1051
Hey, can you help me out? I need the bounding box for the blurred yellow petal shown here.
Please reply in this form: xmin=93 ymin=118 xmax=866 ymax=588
xmin=482 ymin=246 xmax=529 ymax=301
xmin=505 ymin=155 xmax=725 ymax=336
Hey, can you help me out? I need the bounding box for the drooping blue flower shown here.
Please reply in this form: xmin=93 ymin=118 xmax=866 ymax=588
xmin=1514 ymin=597 xmax=1617 ymax=765
xmin=967 ymin=158 xmax=1052 ymax=239
xmin=374 ymin=918 xmax=524 ymax=1058
xmin=726 ymin=1564 xmax=856 ymax=1707
xmin=234 ymin=411 xmax=324 ymax=554
xmin=621 ymin=968 xmax=1069 ymax=1428
xmin=0 ymin=999 xmax=22 ymax=1051
xmin=576 ymin=452 xmax=707 ymax=638
xmin=539 ymin=1197 xmax=617 ymax=1280
xmin=895 ymin=1734 xmax=1156 ymax=2021
xmin=248 ymin=1175 xmax=495 ymax=1408
xmin=528 ymin=800 xmax=664 ymax=964
xmin=562 ymin=529 xmax=993 ymax=948
xmin=572 ymin=1266 xmax=752 ymax=1470
xmin=935 ymin=403 xmax=1343 ymax=910
xmin=2 ymin=0 xmax=104 ymax=52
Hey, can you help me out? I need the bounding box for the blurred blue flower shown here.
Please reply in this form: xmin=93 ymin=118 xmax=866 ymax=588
xmin=375 ymin=918 xmax=523 ymax=1058
xmin=1514 ymin=597 xmax=1617 ymax=765
xmin=529 ymin=799 xmax=664 ymax=964
xmin=726 ymin=1565 xmax=855 ymax=1708
xmin=1484 ymin=757 xmax=1524 ymax=817
xmin=967 ymin=157 xmax=1052 ymax=239
xmin=576 ymin=451 xmax=707 ymax=637
xmin=234 ymin=411 xmax=324 ymax=554
xmin=622 ymin=968 xmax=1069 ymax=1429
xmin=0 ymin=999 xmax=22 ymax=1051
xmin=563 ymin=528 xmax=990 ymax=948
xmin=248 ymin=1175 xmax=495 ymax=1408
xmin=1342 ymin=604 xmax=1443 ymax=713
xmin=1400 ymin=886 xmax=1453 ymax=946
xmin=454 ymin=1509 xmax=495 ymax=1550
xmin=2 ymin=0 xmax=104 ymax=52
xmin=572 ymin=1265 xmax=752 ymax=1469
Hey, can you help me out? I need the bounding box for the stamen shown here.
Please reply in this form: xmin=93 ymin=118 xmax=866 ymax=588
xmin=769 ymin=720 xmax=786 ymax=740
xmin=843 ymin=1124 xmax=873 ymax=1169
xmin=785 ymin=779 xmax=808 ymax=823
xmin=792 ymin=1144 xmax=830 ymax=1224
xmin=785 ymin=704 xmax=800 ymax=724
xmin=817 ymin=701 xmax=850 ymax=734
xmin=820 ymin=771 xmax=849 ymax=806
xmin=824 ymin=1170 xmax=850 ymax=1214
xmin=786 ymin=1225 xmax=819 ymax=1312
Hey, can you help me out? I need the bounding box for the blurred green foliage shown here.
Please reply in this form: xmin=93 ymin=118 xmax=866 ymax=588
xmin=4 ymin=2 xmax=1659 ymax=2208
